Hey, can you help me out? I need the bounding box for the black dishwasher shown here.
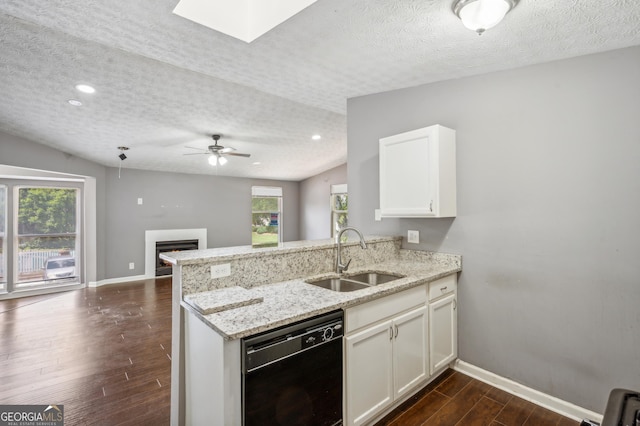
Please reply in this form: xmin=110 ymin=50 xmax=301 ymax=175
xmin=241 ymin=310 xmax=343 ymax=426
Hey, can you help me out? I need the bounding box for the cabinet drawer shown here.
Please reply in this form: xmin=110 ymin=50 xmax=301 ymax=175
xmin=428 ymin=275 xmax=457 ymax=301
xmin=346 ymin=285 xmax=426 ymax=334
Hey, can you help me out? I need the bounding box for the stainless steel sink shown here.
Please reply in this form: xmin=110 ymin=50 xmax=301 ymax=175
xmin=307 ymin=278 xmax=369 ymax=292
xmin=306 ymin=272 xmax=404 ymax=292
xmin=346 ymin=272 xmax=404 ymax=286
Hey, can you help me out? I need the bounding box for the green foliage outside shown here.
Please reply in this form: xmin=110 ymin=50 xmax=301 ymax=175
xmin=18 ymin=188 xmax=77 ymax=250
xmin=251 ymin=196 xmax=280 ymax=247
xmin=333 ymin=193 xmax=348 ymax=236
xmin=251 ymin=232 xmax=279 ymax=248
xmin=334 ymin=194 xmax=348 ymax=211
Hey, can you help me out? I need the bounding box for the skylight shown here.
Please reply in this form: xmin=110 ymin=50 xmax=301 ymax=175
xmin=173 ymin=0 xmax=318 ymax=43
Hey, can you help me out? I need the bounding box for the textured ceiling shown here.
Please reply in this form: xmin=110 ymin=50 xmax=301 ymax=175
xmin=1 ymin=0 xmax=639 ymax=180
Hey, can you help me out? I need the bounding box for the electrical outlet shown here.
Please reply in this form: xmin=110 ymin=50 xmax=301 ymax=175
xmin=374 ymin=209 xmax=382 ymax=221
xmin=407 ymin=230 xmax=419 ymax=244
xmin=137 ymin=198 xmax=143 ymax=205
xmin=129 ymin=262 xmax=135 ymax=270
xmin=211 ymin=263 xmax=231 ymax=279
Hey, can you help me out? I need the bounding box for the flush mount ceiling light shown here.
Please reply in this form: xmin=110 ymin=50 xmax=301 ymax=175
xmin=311 ymin=134 xmax=322 ymax=141
xmin=67 ymin=99 xmax=83 ymax=106
xmin=453 ymin=0 xmax=519 ymax=34
xmin=75 ymin=84 xmax=96 ymax=94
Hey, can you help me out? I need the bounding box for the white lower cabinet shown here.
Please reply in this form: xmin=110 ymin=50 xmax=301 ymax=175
xmin=344 ymin=286 xmax=428 ymax=426
xmin=428 ymin=275 xmax=458 ymax=375
xmin=345 ymin=320 xmax=394 ymax=426
xmin=344 ymin=274 xmax=458 ymax=425
xmin=392 ymin=306 xmax=429 ymax=398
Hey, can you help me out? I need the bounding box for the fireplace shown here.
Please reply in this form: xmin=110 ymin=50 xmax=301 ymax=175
xmin=155 ymin=239 xmax=199 ymax=276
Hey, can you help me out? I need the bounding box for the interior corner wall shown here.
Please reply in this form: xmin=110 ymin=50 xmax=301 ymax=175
xmin=0 ymin=130 xmax=108 ymax=281
xmin=299 ymin=163 xmax=347 ymax=240
xmin=104 ymin=168 xmax=300 ymax=279
xmin=346 ymin=46 xmax=640 ymax=412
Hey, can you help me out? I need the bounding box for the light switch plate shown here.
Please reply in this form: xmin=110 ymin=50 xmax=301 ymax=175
xmin=137 ymin=198 xmax=143 ymax=205
xmin=407 ymin=230 xmax=419 ymax=244
xmin=374 ymin=209 xmax=382 ymax=221
xmin=211 ymin=263 xmax=231 ymax=279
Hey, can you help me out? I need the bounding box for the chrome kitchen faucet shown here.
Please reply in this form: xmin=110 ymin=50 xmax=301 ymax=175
xmin=335 ymin=227 xmax=367 ymax=274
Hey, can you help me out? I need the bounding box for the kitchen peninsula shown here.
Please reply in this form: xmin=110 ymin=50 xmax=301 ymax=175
xmin=161 ymin=236 xmax=461 ymax=425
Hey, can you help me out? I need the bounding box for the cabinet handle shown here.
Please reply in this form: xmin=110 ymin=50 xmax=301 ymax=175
xmin=394 ymin=324 xmax=398 ymax=338
xmin=453 ymin=298 xmax=457 ymax=310
xmin=389 ymin=326 xmax=393 ymax=340
xmin=429 ymin=200 xmax=433 ymax=212
xmin=440 ymin=286 xmax=448 ymax=292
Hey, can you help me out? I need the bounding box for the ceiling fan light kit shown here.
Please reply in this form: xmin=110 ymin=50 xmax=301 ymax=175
xmin=185 ymin=134 xmax=250 ymax=166
xmin=453 ymin=0 xmax=519 ymax=34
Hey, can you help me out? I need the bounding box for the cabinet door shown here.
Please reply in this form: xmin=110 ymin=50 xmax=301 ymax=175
xmin=379 ymin=124 xmax=456 ymax=218
xmin=379 ymin=131 xmax=436 ymax=217
xmin=429 ymin=293 xmax=457 ymax=375
xmin=345 ymin=320 xmax=394 ymax=426
xmin=392 ymin=306 xmax=428 ymax=399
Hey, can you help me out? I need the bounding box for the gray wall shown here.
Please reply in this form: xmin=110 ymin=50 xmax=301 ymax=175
xmin=346 ymin=46 xmax=640 ymax=412
xmin=299 ymin=163 xmax=347 ymax=240
xmin=105 ymin=167 xmax=299 ymax=278
xmin=0 ymin=130 xmax=108 ymax=280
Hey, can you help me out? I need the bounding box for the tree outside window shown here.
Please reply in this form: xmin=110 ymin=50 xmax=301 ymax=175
xmin=331 ymin=184 xmax=348 ymax=239
xmin=251 ymin=187 xmax=282 ymax=248
xmin=16 ymin=187 xmax=79 ymax=285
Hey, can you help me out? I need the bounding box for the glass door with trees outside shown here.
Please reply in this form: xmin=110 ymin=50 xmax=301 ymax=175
xmin=15 ymin=186 xmax=81 ymax=289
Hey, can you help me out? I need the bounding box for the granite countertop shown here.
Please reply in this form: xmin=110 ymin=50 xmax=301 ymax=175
xmin=181 ymin=251 xmax=461 ymax=340
xmin=161 ymin=235 xmax=398 ymax=266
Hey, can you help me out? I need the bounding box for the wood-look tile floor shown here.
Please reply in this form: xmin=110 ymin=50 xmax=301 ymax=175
xmin=0 ymin=278 xmax=172 ymax=425
xmin=376 ymin=369 xmax=579 ymax=426
xmin=0 ymin=278 xmax=579 ymax=426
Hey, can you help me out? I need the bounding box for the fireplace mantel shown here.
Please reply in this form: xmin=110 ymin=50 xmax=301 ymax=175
xmin=145 ymin=229 xmax=207 ymax=278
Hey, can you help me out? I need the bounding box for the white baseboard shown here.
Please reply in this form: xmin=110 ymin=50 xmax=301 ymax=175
xmin=453 ymin=360 xmax=602 ymax=423
xmin=88 ymin=274 xmax=151 ymax=287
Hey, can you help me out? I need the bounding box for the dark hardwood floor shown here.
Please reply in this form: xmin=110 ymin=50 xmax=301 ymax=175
xmin=0 ymin=278 xmax=172 ymax=425
xmin=0 ymin=278 xmax=579 ymax=425
xmin=375 ymin=369 xmax=579 ymax=426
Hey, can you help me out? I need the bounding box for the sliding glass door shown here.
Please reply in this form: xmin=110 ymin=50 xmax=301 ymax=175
xmin=14 ymin=186 xmax=81 ymax=290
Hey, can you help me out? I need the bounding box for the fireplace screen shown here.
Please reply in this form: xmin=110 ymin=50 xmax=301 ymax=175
xmin=155 ymin=239 xmax=199 ymax=276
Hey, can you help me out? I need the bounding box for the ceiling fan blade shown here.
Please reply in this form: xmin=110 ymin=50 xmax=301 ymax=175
xmin=184 ymin=145 xmax=205 ymax=151
xmin=219 ymin=147 xmax=236 ymax=153
xmin=225 ymin=152 xmax=251 ymax=158
xmin=183 ymin=152 xmax=208 ymax=155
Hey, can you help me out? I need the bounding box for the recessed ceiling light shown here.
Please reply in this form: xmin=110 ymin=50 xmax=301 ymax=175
xmin=67 ymin=99 xmax=83 ymax=106
xmin=252 ymin=162 xmax=261 ymax=165
xmin=312 ymin=134 xmax=321 ymax=140
xmin=75 ymin=84 xmax=96 ymax=94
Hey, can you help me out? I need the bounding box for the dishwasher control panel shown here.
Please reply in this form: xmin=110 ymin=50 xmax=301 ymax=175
xmin=301 ymin=320 xmax=343 ymax=350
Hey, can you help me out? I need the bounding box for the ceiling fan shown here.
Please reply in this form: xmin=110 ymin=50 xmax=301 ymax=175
xmin=184 ymin=134 xmax=251 ymax=166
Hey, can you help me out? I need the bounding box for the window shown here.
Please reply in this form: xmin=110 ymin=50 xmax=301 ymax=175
xmin=15 ymin=186 xmax=81 ymax=289
xmin=251 ymin=186 xmax=282 ymax=248
xmin=0 ymin=185 xmax=6 ymax=292
xmin=331 ymin=184 xmax=348 ymax=238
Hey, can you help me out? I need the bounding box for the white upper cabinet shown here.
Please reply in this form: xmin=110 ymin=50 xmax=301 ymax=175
xmin=379 ymin=124 xmax=456 ymax=218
